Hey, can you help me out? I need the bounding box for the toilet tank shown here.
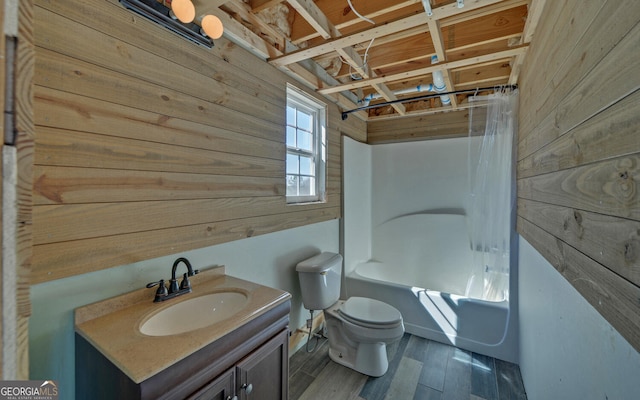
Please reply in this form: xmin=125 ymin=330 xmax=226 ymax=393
xmin=296 ymin=252 xmax=342 ymax=310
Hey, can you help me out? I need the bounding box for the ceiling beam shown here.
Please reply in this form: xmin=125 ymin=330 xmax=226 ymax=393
xmin=248 ymin=0 xmax=285 ymax=14
xmin=286 ymin=0 xmax=406 ymax=115
xmin=337 ymin=47 xmax=407 ymax=115
xmin=222 ymin=0 xmax=286 ymax=50
xmin=269 ymin=0 xmax=507 ymax=67
xmin=509 ymin=0 xmax=546 ymax=84
xmin=286 ymin=0 xmax=339 ymax=39
xmin=270 ymin=13 xmax=427 ymax=67
xmin=208 ymin=1 xmax=364 ymax=115
xmin=207 ymin=6 xmax=281 ymax=59
xmin=319 ymin=45 xmax=528 ymax=94
xmin=292 ymin=0 xmax=423 ymax=43
xmin=426 ymin=17 xmax=458 ymax=108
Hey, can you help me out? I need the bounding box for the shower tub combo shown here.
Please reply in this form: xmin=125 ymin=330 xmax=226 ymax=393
xmin=345 ymin=213 xmax=517 ymax=362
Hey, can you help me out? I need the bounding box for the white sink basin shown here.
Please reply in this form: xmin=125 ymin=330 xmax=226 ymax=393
xmin=139 ymin=291 xmax=249 ymax=336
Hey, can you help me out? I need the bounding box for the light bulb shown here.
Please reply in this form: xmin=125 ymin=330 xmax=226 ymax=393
xmin=201 ymin=15 xmax=224 ymax=40
xmin=171 ymin=0 xmax=195 ymax=23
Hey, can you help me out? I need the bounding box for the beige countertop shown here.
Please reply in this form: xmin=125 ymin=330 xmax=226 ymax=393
xmin=75 ymin=266 xmax=291 ymax=383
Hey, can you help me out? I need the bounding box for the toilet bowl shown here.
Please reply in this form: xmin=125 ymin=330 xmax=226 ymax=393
xmin=296 ymin=252 xmax=405 ymax=377
xmin=324 ymin=297 xmax=404 ymax=377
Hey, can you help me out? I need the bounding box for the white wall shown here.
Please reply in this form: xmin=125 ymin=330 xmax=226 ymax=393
xmin=29 ymin=220 xmax=338 ymax=400
xmin=519 ymin=238 xmax=640 ymax=400
xmin=370 ymin=136 xmax=478 ymax=227
xmin=344 ymin=136 xmax=480 ymax=273
xmin=342 ymin=136 xmax=372 ymax=276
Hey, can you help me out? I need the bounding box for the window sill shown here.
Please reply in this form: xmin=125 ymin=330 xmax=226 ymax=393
xmin=286 ymin=199 xmax=327 ymax=206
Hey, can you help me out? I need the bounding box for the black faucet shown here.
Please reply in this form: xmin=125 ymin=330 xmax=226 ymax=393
xmin=146 ymin=257 xmax=199 ymax=302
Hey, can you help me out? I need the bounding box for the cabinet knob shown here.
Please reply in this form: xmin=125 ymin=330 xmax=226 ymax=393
xmin=241 ymin=383 xmax=253 ymax=394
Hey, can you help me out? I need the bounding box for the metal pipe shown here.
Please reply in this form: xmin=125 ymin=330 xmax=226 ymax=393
xmin=341 ymin=85 xmax=518 ymax=120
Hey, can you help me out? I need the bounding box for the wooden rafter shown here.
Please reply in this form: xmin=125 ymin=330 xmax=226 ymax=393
xmin=248 ymin=0 xmax=285 ymax=14
xmin=286 ymin=0 xmax=338 ymax=39
xmin=292 ymin=0 xmax=422 ymax=43
xmin=319 ymin=46 xmax=528 ymax=94
xmin=205 ymin=1 xmax=368 ymax=120
xmin=286 ymin=0 xmax=407 ymax=115
xmin=209 ymin=0 xmax=536 ymax=118
xmin=269 ymin=0 xmax=506 ymax=67
xmin=426 ymin=17 xmax=458 ymax=108
xmin=509 ymin=0 xmax=546 ymax=84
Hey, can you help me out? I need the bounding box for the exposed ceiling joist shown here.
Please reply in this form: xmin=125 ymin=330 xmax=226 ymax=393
xmin=269 ymin=0 xmax=506 ymax=67
xmin=208 ymin=0 xmax=539 ymax=119
xmin=286 ymin=0 xmax=406 ymax=114
xmin=319 ymin=45 xmax=528 ymax=94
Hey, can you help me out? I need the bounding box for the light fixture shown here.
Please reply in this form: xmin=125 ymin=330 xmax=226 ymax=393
xmin=120 ymin=0 xmax=223 ymax=48
xmin=170 ymin=0 xmax=195 ymax=23
xmin=200 ymin=14 xmax=224 ymax=39
xmin=171 ymin=0 xmax=224 ymax=39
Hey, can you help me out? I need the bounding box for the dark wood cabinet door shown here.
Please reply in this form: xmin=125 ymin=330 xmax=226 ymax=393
xmin=236 ymin=329 xmax=289 ymax=400
xmin=187 ymin=368 xmax=235 ymax=400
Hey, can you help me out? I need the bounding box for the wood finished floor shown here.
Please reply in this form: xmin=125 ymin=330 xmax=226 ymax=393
xmin=289 ymin=333 xmax=527 ymax=400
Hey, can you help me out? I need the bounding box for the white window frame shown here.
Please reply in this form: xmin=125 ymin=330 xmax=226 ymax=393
xmin=286 ymin=84 xmax=327 ymax=204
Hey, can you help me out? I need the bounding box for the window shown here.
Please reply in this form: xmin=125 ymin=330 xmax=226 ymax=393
xmin=286 ymin=85 xmax=327 ymax=203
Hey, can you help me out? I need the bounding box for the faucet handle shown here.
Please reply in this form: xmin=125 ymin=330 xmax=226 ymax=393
xmin=179 ymin=273 xmax=192 ymax=291
xmin=146 ymin=279 xmax=168 ymax=302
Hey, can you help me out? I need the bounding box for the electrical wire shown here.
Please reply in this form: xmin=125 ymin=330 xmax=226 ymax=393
xmin=347 ymin=0 xmax=375 ymax=25
xmin=342 ymin=0 xmax=376 ymax=80
xmin=342 ymin=37 xmax=375 ymax=80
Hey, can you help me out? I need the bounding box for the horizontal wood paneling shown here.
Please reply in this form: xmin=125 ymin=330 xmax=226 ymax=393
xmin=35 ymin=0 xmax=287 ymax=108
xmin=518 ymin=90 xmax=640 ymax=179
xmin=35 ymin=127 xmax=283 ymax=177
xmin=35 ymin=48 xmax=284 ymax=142
xmin=517 ymin=217 xmax=640 ymax=354
xmin=32 ymin=208 xmax=340 ymax=282
xmin=518 ymin=154 xmax=640 ymax=220
xmin=518 ymin=198 xmax=640 ymax=286
xmin=518 ymin=0 xmax=639 ymax=150
xmin=366 ymin=110 xmax=470 ymax=144
xmin=31 ymin=0 xmax=362 ymax=283
xmin=34 ymin=86 xmax=285 ymax=159
xmin=33 ymin=166 xmax=284 ymax=205
xmin=517 ymin=0 xmax=640 ymax=352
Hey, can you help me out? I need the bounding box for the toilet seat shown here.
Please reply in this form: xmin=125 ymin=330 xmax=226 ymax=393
xmin=338 ymin=297 xmax=402 ymax=328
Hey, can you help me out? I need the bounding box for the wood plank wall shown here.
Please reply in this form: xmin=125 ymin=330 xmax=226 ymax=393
xmin=31 ymin=0 xmax=365 ymax=284
xmin=366 ymin=110 xmax=470 ymax=144
xmin=2 ymin=0 xmax=34 ymax=379
xmin=16 ymin=0 xmax=34 ymax=378
xmin=517 ymin=0 xmax=640 ymax=352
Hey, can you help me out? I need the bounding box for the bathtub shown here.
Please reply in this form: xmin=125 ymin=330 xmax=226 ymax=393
xmin=345 ymin=214 xmax=517 ymax=362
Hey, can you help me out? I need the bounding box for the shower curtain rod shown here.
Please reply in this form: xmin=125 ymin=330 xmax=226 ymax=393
xmin=340 ymin=84 xmax=518 ymax=120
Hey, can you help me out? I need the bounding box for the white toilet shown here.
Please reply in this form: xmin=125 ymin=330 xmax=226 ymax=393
xmin=296 ymin=252 xmax=404 ymax=377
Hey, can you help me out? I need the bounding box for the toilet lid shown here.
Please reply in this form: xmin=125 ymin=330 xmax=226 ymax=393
xmin=338 ymin=297 xmax=402 ymax=326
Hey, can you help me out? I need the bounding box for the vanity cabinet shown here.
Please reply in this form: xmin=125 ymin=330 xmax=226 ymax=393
xmin=76 ymin=300 xmax=290 ymax=400
xmin=187 ymin=329 xmax=288 ymax=400
xmin=188 ymin=369 xmax=234 ymax=400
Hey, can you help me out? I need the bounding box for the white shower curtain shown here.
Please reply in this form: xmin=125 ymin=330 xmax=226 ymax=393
xmin=466 ymin=88 xmax=518 ymax=302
